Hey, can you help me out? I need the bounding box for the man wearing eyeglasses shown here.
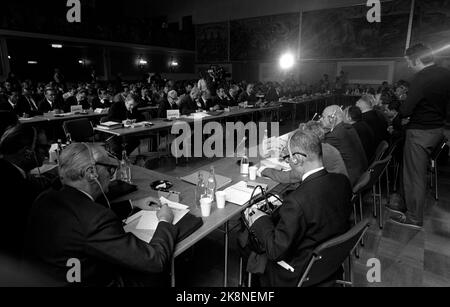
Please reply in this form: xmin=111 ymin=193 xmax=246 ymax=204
xmin=245 ymin=130 xmax=352 ymax=287
xmin=24 ymin=143 xmax=176 ymax=287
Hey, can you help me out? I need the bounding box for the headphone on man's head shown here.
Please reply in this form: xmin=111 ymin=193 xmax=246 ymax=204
xmin=287 ymin=132 xmax=300 ymax=166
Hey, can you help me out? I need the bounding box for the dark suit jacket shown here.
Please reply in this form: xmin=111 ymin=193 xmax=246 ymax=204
xmin=238 ymin=92 xmax=258 ymax=105
xmin=266 ymin=88 xmax=280 ymax=102
xmin=324 ymin=122 xmax=368 ymax=186
xmin=251 ymin=170 xmax=352 ymax=287
xmin=227 ymin=94 xmax=239 ymax=107
xmin=0 ymin=100 xmax=21 ymax=116
xmin=24 ymin=186 xmax=177 ymax=286
xmin=0 ymin=160 xmax=45 ymax=258
xmin=37 ymin=98 xmax=65 ymax=113
xmin=352 ymin=120 xmax=376 ymax=161
xmin=106 ymin=101 xmax=145 ymax=123
xmin=64 ymin=96 xmax=91 ymax=112
xmin=19 ymin=95 xmax=40 ymax=116
xmin=179 ymin=95 xmax=198 ymax=115
xmin=361 ymin=110 xmax=389 ymax=145
xmin=91 ymin=97 xmax=112 ymax=110
xmin=213 ymin=97 xmax=231 ymax=109
xmin=157 ymin=99 xmax=179 ymax=119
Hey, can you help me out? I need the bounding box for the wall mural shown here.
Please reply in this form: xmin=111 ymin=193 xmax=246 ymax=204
xmin=230 ymin=13 xmax=300 ymax=61
xmin=300 ymin=0 xmax=411 ymax=59
xmin=196 ymin=22 xmax=229 ymax=63
xmin=411 ymin=0 xmax=450 ymax=56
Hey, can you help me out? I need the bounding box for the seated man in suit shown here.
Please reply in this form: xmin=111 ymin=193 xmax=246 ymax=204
xmin=213 ymin=87 xmax=231 ymax=110
xmin=0 ymin=125 xmax=51 ymax=261
xmin=344 ymin=106 xmax=377 ymax=161
xmin=38 ymin=88 xmax=64 ymax=113
xmin=245 ymin=130 xmax=352 ymax=287
xmin=179 ymin=87 xmax=200 ymax=116
xmin=140 ymin=87 xmax=153 ymax=106
xmin=265 ymin=84 xmax=282 ymax=103
xmin=238 ymin=83 xmax=259 ymax=106
xmin=321 ymin=105 xmax=368 ymax=186
xmin=0 ymin=90 xmax=23 ymax=116
xmin=227 ymin=85 xmax=240 ymax=107
xmin=158 ymin=90 xmax=180 ymax=118
xmin=64 ymin=89 xmax=90 ymax=112
xmin=25 ymin=143 xmax=177 ymax=286
xmin=20 ymin=87 xmax=40 ymax=116
xmin=356 ymin=95 xmax=389 ymax=146
xmin=259 ymin=121 xmax=348 ymax=184
xmin=106 ymin=94 xmax=145 ymax=156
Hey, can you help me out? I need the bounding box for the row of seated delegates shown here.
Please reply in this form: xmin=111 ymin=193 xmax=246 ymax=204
xmin=23 ymin=143 xmax=177 ymax=286
xmin=243 ymin=129 xmax=353 ymax=286
xmin=259 ymin=121 xmax=349 ymax=184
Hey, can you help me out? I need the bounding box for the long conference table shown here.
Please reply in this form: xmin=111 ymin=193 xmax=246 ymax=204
xmin=114 ymin=155 xmax=279 ymax=287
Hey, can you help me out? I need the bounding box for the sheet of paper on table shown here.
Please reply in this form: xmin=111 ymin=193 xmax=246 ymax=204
xmin=223 ymin=181 xmax=263 ymax=206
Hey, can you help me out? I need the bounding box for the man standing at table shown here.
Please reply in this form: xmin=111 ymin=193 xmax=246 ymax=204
xmin=245 ymin=130 xmax=352 ymax=286
xmin=389 ymin=44 xmax=450 ymax=229
xmin=25 ymin=143 xmax=177 ymax=286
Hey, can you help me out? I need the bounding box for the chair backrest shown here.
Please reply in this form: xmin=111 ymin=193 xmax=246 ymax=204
xmin=298 ymin=219 xmax=371 ymax=287
xmin=371 ymin=140 xmax=389 ymax=165
xmin=384 ymin=138 xmax=402 ymax=160
xmin=62 ymin=118 xmax=94 ymax=142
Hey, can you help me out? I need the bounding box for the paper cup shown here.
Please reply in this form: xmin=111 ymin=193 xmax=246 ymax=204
xmin=200 ymin=198 xmax=212 ymax=217
xmin=216 ymin=191 xmax=226 ymax=209
xmin=249 ymin=166 xmax=258 ymax=181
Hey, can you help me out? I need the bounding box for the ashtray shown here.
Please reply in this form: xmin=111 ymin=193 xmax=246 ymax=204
xmin=151 ymin=180 xmax=173 ymax=192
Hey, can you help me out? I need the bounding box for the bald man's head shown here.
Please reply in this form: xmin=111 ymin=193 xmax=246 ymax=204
xmin=321 ymin=105 xmax=344 ymax=130
xmin=356 ymin=95 xmax=374 ymax=113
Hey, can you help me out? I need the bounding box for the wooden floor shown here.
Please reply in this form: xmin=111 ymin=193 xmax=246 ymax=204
xmin=138 ymin=120 xmax=450 ymax=287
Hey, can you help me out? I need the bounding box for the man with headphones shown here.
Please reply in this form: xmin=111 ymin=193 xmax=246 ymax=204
xmin=244 ymin=129 xmax=352 ymax=287
xmin=24 ymin=143 xmax=177 ymax=286
xmin=0 ymin=124 xmax=50 ymax=260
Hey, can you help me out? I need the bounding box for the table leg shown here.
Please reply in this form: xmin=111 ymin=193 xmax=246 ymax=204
xmin=224 ymin=221 xmax=229 ymax=287
xmin=171 ymin=257 xmax=176 ymax=287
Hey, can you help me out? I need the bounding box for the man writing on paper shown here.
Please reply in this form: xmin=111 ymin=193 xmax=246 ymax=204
xmin=245 ymin=130 xmax=352 ymax=287
xmin=25 ymin=143 xmax=177 ymax=286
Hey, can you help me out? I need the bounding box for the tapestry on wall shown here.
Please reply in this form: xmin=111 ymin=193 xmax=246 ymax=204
xmin=301 ymin=0 xmax=411 ymax=59
xmin=196 ymin=22 xmax=229 ymax=63
xmin=411 ymin=0 xmax=450 ymax=56
xmin=230 ymin=13 xmax=300 ymax=61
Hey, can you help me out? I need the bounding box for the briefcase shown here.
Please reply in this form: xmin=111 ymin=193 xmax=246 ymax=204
xmin=176 ymin=213 xmax=204 ymax=242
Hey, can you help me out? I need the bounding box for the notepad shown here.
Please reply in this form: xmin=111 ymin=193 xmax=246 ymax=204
xmin=222 ymin=181 xmax=263 ymax=206
xmin=181 ymin=170 xmax=232 ymax=190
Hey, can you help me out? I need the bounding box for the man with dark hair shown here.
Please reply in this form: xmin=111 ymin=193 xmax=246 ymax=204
xmin=19 ymin=87 xmax=39 ymax=116
xmin=389 ymin=43 xmax=450 ymax=229
xmin=228 ymin=85 xmax=240 ymax=107
xmin=0 ymin=90 xmax=23 ymax=116
xmin=245 ymin=130 xmax=352 ymax=286
xmin=214 ymin=87 xmax=231 ymax=109
xmin=64 ymin=89 xmax=90 ymax=112
xmin=106 ymin=94 xmax=145 ymax=156
xmin=321 ymin=105 xmax=368 ymax=186
xmin=238 ymin=83 xmax=258 ymax=106
xmin=0 ymin=124 xmax=50 ymax=259
xmin=91 ymin=88 xmax=112 ymax=110
xmin=344 ymin=106 xmax=376 ymax=161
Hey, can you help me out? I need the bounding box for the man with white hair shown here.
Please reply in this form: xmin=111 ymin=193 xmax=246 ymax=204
xmin=25 ymin=143 xmax=176 ymax=286
xmin=321 ymin=105 xmax=368 ymax=186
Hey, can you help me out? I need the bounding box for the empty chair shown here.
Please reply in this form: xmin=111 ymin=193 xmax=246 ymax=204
xmin=430 ymin=137 xmax=449 ymax=200
xmin=297 ymin=220 xmax=370 ymax=287
xmin=62 ymin=118 xmax=95 ymax=143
